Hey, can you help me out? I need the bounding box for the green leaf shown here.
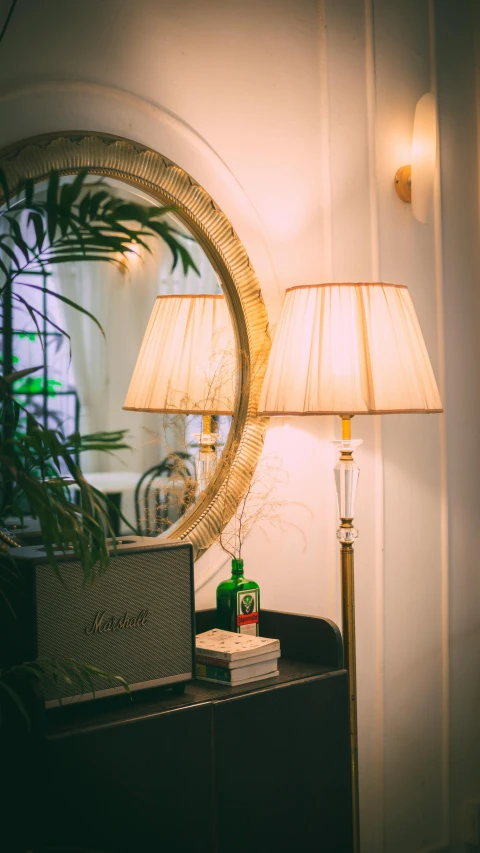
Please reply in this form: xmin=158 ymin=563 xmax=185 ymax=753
xmin=0 ymin=680 xmax=31 ymax=730
xmin=0 ymin=239 xmax=20 ymax=270
xmin=27 ymin=211 xmax=45 ymax=252
xmin=0 ymin=253 xmax=11 ymax=278
xmin=85 ymin=189 xmax=110 ymax=220
xmin=0 ymin=167 xmax=10 ymax=207
xmin=11 ymin=291 xmax=70 ymax=348
xmin=24 ymin=177 xmax=34 ymax=207
xmin=3 ymin=365 xmax=43 ymax=384
xmin=46 ymin=170 xmax=59 ymax=243
xmin=78 ymin=190 xmax=91 ymax=225
xmin=2 ymin=215 xmax=30 ymax=264
xmin=58 ymin=171 xmax=88 ymax=225
xmin=14 ymin=281 xmax=105 ymax=337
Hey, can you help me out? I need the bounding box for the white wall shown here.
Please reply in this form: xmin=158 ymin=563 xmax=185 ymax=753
xmin=0 ymin=1 xmax=478 ymax=850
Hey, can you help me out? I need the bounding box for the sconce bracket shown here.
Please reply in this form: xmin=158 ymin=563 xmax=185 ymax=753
xmin=394 ymin=165 xmax=411 ymax=203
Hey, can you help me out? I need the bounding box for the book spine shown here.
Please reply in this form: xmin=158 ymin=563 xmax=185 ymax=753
xmin=196 ymin=648 xmax=230 ymax=661
xmin=195 ymin=642 xmax=280 ymax=663
xmin=196 ymin=651 xmax=280 ymax=670
xmin=196 ymin=655 xmax=231 ymax=669
xmin=196 ymin=662 xmax=233 ymax=682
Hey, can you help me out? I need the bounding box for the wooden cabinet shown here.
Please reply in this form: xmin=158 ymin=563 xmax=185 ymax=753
xmin=32 ymin=611 xmax=353 ymax=852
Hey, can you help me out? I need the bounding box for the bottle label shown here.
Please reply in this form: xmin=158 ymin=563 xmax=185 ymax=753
xmin=237 ymin=589 xmax=259 ymax=636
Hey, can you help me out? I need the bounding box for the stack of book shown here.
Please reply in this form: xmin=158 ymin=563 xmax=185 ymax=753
xmin=195 ymin=628 xmax=280 ymax=686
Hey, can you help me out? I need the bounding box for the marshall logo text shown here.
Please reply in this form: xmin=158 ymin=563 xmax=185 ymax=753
xmin=85 ymin=609 xmax=149 ymax=636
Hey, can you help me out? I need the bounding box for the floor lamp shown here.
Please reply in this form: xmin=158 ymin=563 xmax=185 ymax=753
xmin=124 ymin=293 xmax=235 ymax=494
xmin=257 ymin=282 xmax=443 ymax=853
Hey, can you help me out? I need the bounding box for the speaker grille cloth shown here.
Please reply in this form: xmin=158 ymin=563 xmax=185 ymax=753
xmin=35 ymin=547 xmax=193 ymax=700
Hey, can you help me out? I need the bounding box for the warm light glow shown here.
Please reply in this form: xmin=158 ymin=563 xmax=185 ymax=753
xmin=116 ymin=241 xmax=144 ymax=274
xmin=123 ymin=294 xmax=236 ymax=414
xmin=257 ymin=283 xmax=443 ymax=416
xmin=411 ymin=93 xmax=437 ymax=224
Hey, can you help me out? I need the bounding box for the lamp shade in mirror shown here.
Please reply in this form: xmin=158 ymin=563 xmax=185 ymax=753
xmin=124 ymin=294 xmax=236 ymax=416
xmin=257 ymin=283 xmax=443 ymax=416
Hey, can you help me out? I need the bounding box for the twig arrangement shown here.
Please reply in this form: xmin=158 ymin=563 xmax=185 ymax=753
xmin=218 ymin=451 xmax=308 ymax=560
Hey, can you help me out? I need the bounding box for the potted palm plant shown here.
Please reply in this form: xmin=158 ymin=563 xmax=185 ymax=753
xmin=0 ymin=169 xmax=199 ymax=852
xmin=0 ymin=168 xmax=198 ymax=721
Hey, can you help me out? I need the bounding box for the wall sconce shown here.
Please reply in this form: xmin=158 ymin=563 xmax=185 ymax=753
xmin=117 ymin=241 xmax=141 ymax=275
xmin=394 ymin=92 xmax=437 ymax=224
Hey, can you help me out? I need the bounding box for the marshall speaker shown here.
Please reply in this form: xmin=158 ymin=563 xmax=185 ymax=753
xmin=3 ymin=537 xmax=195 ymax=706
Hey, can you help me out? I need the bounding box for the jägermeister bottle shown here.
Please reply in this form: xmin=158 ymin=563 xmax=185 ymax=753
xmin=216 ymin=559 xmax=260 ymax=636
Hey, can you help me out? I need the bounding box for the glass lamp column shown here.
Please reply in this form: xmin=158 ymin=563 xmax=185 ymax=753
xmin=333 ymin=415 xmax=361 ymax=853
xmin=194 ymin=414 xmax=220 ymax=494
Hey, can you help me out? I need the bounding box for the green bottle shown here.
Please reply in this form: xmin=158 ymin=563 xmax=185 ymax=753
xmin=216 ymin=559 xmax=260 ymax=636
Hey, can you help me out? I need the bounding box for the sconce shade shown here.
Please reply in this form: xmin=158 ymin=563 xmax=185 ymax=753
xmin=411 ymin=92 xmax=437 ymax=224
xmin=123 ymin=294 xmax=236 ymax=415
xmin=257 ymin=283 xmax=442 ymax=416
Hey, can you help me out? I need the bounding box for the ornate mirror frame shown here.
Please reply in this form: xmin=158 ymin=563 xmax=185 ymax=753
xmin=0 ymin=131 xmax=270 ymax=558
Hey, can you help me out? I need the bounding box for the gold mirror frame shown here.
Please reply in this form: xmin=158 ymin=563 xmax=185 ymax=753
xmin=0 ymin=131 xmax=270 ymax=558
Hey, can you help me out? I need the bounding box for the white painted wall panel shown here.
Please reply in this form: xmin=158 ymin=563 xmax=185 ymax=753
xmin=373 ymin=1 xmax=445 ymax=850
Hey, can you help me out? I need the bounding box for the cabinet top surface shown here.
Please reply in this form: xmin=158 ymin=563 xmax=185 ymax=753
xmin=46 ymin=659 xmax=346 ymax=738
xmin=45 ymin=609 xmax=344 ymax=738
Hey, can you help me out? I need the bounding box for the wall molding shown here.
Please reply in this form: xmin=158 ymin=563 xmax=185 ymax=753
xmin=365 ymin=1 xmax=386 ymax=851
xmin=0 ymin=77 xmax=280 ymax=305
xmin=429 ymin=0 xmax=451 ymax=846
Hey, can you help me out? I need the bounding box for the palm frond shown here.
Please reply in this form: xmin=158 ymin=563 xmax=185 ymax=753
xmin=0 ymin=658 xmax=130 ymax=729
xmin=0 ymin=168 xmax=199 ymax=289
xmin=0 ymin=167 xmax=199 ymax=723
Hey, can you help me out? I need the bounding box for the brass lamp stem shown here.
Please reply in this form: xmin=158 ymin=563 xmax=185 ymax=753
xmin=340 ymin=520 xmax=360 ymax=853
xmin=335 ymin=414 xmax=360 ymax=853
xmin=194 ymin=414 xmax=219 ymax=494
xmin=201 ymin=414 xmax=215 ymax=454
xmin=342 ymin=414 xmax=352 ymax=440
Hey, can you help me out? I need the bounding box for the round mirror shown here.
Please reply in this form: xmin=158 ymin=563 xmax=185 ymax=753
xmin=0 ymin=132 xmax=270 ymax=557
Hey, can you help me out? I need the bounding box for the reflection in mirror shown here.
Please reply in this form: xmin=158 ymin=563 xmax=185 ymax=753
xmin=11 ymin=176 xmax=235 ymax=537
xmin=124 ymin=292 xmax=236 ymax=495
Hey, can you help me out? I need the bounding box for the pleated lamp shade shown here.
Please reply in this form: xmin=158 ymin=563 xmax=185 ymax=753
xmin=124 ymin=294 xmax=236 ymax=415
xmin=257 ymin=283 xmax=442 ymax=416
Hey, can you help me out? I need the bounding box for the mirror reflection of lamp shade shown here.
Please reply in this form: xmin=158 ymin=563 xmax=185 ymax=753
xmin=123 ymin=294 xmax=236 ymax=415
xmin=411 ymin=92 xmax=437 ymax=225
xmin=257 ymin=283 xmax=443 ymax=416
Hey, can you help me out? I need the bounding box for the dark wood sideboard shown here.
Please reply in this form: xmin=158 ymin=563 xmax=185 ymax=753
xmin=6 ymin=609 xmax=353 ymax=853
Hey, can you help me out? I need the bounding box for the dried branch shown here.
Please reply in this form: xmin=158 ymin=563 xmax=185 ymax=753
xmin=218 ymin=451 xmax=308 ymax=560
